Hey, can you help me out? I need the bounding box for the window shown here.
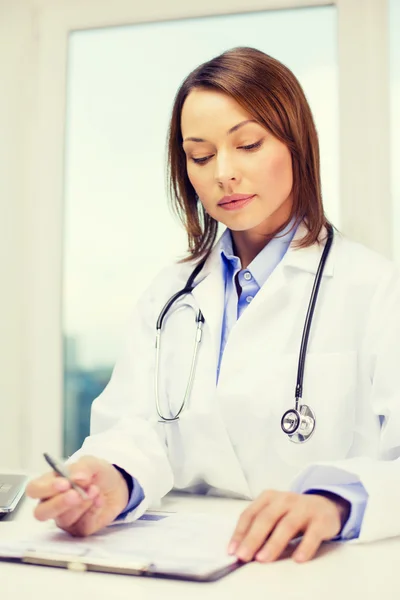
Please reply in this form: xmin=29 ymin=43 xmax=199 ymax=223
xmin=63 ymin=6 xmax=338 ymax=456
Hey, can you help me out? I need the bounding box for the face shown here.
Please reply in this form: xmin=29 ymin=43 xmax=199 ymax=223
xmin=181 ymin=89 xmax=293 ymax=236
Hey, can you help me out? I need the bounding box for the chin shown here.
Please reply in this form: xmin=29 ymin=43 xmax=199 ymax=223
xmin=223 ymin=215 xmax=272 ymax=232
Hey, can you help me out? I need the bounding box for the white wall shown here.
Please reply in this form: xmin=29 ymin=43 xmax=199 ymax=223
xmin=0 ymin=0 xmax=35 ymax=468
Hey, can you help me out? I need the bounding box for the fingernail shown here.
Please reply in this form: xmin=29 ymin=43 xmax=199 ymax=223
xmin=293 ymin=552 xmax=306 ymax=563
xmin=256 ymin=550 xmax=271 ymax=563
xmin=236 ymin=546 xmax=251 ymax=561
xmin=227 ymin=541 xmax=238 ymax=555
xmin=54 ymin=478 xmax=70 ymax=492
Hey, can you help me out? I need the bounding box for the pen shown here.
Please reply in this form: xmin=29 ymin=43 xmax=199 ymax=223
xmin=43 ymin=452 xmax=89 ymax=500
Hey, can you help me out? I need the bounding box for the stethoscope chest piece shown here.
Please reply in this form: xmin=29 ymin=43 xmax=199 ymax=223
xmin=281 ymin=404 xmax=316 ymax=444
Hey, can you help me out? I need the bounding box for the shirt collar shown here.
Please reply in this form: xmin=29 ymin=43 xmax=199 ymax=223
xmin=220 ymin=219 xmax=298 ymax=288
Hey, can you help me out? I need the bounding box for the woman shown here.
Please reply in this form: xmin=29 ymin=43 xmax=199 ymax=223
xmin=27 ymin=47 xmax=400 ymax=563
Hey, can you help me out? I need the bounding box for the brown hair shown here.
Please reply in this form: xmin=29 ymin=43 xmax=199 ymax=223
xmin=167 ymin=46 xmax=329 ymax=262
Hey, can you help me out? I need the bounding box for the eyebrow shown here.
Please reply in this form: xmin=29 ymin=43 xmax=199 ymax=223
xmin=183 ymin=119 xmax=258 ymax=143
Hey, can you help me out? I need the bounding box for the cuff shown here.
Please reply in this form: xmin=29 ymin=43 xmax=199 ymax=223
xmin=113 ymin=465 xmax=145 ymax=519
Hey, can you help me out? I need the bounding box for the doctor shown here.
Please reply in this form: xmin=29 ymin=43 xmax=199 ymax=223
xmin=27 ymin=47 xmax=400 ymax=564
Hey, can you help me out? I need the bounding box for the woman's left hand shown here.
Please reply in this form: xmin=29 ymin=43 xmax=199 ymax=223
xmin=228 ymin=490 xmax=350 ymax=564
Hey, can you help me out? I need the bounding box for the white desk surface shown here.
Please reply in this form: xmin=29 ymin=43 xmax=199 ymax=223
xmin=1 ymin=489 xmax=400 ymax=600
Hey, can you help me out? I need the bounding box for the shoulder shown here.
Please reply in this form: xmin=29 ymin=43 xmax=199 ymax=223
xmin=136 ymin=257 xmax=203 ymax=316
xmin=334 ymin=231 xmax=400 ymax=288
xmin=144 ymin=235 xmax=224 ymax=302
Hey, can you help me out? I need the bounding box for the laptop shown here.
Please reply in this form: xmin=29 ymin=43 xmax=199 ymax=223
xmin=0 ymin=474 xmax=28 ymax=515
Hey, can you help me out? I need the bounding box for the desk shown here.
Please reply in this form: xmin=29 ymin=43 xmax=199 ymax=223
xmin=1 ymin=491 xmax=399 ymax=600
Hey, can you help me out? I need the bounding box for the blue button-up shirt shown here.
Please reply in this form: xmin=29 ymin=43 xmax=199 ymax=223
xmin=218 ymin=222 xmax=297 ymax=374
xmin=119 ymin=223 xmax=368 ymax=539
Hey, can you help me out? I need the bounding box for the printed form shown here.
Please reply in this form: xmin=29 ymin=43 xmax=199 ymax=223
xmin=0 ymin=512 xmax=239 ymax=577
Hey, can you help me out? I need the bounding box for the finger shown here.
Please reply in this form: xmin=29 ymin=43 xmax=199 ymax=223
xmin=26 ymin=473 xmax=71 ymax=500
xmin=67 ymin=460 xmax=98 ymax=487
xmin=34 ymin=489 xmax=88 ymax=522
xmin=228 ymin=490 xmax=275 ymax=554
xmin=66 ymin=496 xmax=113 ymax=538
xmin=292 ymin=525 xmax=324 ymax=563
xmin=55 ymin=486 xmax=101 ymax=530
xmin=235 ymin=502 xmax=290 ymax=562
xmin=255 ymin=511 xmax=307 ymax=563
xmin=65 ymin=506 xmax=105 ymax=537
xmin=26 ymin=456 xmax=96 ymax=501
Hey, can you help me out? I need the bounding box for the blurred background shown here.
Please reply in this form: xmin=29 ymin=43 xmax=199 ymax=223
xmin=1 ymin=0 xmax=398 ymax=468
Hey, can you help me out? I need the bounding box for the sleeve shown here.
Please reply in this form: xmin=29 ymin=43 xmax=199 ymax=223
xmin=291 ymin=267 xmax=400 ymax=543
xmin=68 ymin=268 xmax=179 ymax=522
xmin=303 ymin=482 xmax=368 ymax=540
xmin=113 ymin=467 xmax=145 ymax=519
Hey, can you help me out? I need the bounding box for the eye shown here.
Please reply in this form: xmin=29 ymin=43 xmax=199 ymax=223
xmin=238 ymin=140 xmax=263 ymax=151
xmin=191 ymin=155 xmax=213 ymax=165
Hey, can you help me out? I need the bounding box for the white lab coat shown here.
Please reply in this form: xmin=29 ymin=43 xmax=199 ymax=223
xmin=73 ymin=224 xmax=400 ymax=542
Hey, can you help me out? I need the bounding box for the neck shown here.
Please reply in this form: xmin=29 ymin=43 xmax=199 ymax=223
xmin=231 ymin=202 xmax=293 ymax=269
xmin=231 ymin=230 xmax=273 ymax=269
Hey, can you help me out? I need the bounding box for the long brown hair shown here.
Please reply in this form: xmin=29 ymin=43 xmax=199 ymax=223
xmin=167 ymin=47 xmax=329 ymax=262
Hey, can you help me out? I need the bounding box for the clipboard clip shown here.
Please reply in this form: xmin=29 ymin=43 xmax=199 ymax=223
xmin=22 ymin=551 xmax=151 ymax=575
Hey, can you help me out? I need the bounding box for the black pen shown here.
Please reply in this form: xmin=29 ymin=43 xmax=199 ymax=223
xmin=43 ymin=452 xmax=89 ymax=500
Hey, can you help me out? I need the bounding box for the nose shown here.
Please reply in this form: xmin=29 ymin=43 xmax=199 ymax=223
xmin=215 ymin=151 xmax=240 ymax=189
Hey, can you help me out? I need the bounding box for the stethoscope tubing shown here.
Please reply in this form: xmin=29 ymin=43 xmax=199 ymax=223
xmin=155 ymin=260 xmax=205 ymax=421
xmin=294 ymin=225 xmax=334 ymax=410
xmin=154 ymin=224 xmax=334 ymax=435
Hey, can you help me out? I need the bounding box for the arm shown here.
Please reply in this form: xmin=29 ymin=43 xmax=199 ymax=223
xmin=228 ymin=266 xmax=400 ymax=563
xmin=292 ymin=267 xmax=400 ymax=542
xmin=69 ymin=270 xmax=177 ymax=522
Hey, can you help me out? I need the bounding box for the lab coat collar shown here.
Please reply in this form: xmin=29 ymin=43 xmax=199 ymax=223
xmin=190 ymin=246 xmax=225 ymax=367
xmin=281 ymin=222 xmax=335 ymax=277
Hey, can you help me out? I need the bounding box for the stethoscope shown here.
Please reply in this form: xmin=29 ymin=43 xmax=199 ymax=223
xmin=154 ymin=224 xmax=334 ymax=444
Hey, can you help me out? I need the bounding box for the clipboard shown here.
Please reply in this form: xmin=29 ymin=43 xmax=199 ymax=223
xmin=2 ymin=551 xmax=241 ymax=582
xmin=0 ymin=511 xmax=243 ymax=582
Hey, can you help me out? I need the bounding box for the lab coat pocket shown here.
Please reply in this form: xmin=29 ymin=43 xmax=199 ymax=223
xmin=271 ymin=351 xmax=357 ymax=468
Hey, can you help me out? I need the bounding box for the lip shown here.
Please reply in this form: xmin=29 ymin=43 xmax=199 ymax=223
xmin=218 ymin=194 xmax=255 ymax=211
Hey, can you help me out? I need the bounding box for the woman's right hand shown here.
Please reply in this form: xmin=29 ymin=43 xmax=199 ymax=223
xmin=25 ymin=456 xmax=130 ymax=536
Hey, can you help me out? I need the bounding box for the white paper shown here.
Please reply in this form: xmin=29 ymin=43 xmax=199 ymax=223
xmin=0 ymin=512 xmax=239 ymax=574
